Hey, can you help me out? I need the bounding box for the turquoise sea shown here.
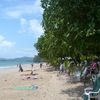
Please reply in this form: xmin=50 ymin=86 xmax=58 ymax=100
xmin=0 ymin=57 xmax=34 ymax=68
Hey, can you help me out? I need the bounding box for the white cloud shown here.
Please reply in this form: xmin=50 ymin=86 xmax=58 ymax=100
xmin=1 ymin=41 xmax=14 ymax=47
xmin=19 ymin=18 xmax=43 ymax=38
xmin=19 ymin=18 xmax=28 ymax=33
xmin=3 ymin=0 xmax=43 ymax=19
xmin=1 ymin=0 xmax=44 ymax=38
xmin=29 ymin=19 xmax=43 ymax=37
xmin=0 ymin=35 xmax=4 ymax=41
xmin=6 ymin=10 xmax=22 ymax=19
xmin=0 ymin=35 xmax=15 ymax=47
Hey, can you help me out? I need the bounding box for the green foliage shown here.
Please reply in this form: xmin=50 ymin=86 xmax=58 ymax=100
xmin=33 ymin=55 xmax=42 ymax=62
xmin=35 ymin=0 xmax=100 ymax=68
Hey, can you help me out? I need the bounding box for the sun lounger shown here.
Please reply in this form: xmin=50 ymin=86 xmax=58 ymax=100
xmin=14 ymin=85 xmax=38 ymax=90
xmin=22 ymin=76 xmax=38 ymax=80
xmin=83 ymin=74 xmax=100 ymax=100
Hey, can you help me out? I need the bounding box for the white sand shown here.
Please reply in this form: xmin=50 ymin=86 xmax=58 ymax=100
xmin=0 ymin=64 xmax=83 ymax=100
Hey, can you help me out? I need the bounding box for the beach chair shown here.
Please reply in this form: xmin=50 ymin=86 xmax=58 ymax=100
xmin=83 ymin=74 xmax=100 ymax=100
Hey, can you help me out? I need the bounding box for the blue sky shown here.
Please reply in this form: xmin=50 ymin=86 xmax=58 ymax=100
xmin=0 ymin=0 xmax=43 ymax=58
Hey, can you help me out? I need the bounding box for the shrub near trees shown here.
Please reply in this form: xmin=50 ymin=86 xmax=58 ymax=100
xmin=35 ymin=0 xmax=100 ymax=70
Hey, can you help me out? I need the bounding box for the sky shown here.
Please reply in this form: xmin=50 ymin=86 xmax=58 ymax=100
xmin=0 ymin=0 xmax=43 ymax=58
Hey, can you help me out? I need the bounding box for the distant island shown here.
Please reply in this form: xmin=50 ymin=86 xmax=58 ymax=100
xmin=0 ymin=57 xmax=34 ymax=67
xmin=0 ymin=56 xmax=42 ymax=63
xmin=0 ymin=57 xmax=33 ymax=62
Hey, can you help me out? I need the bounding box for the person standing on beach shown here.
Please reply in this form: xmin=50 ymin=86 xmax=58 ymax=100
xmin=59 ymin=62 xmax=65 ymax=73
xmin=30 ymin=64 xmax=34 ymax=75
xmin=31 ymin=64 xmax=33 ymax=70
xmin=40 ymin=63 xmax=42 ymax=69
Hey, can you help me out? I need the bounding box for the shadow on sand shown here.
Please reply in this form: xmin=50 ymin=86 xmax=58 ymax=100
xmin=45 ymin=67 xmax=56 ymax=72
xmin=61 ymin=84 xmax=84 ymax=97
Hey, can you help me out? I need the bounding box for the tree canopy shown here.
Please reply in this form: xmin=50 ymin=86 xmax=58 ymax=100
xmin=35 ymin=0 xmax=100 ymax=65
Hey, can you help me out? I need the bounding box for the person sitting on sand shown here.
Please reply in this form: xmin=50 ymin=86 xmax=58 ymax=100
xmin=18 ymin=64 xmax=23 ymax=72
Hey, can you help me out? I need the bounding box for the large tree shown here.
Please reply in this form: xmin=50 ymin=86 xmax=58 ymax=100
xmin=35 ymin=0 xmax=100 ymax=65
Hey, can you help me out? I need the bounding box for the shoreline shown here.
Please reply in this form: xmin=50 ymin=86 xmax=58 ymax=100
xmin=0 ymin=63 xmax=39 ymax=69
xmin=0 ymin=65 xmax=17 ymax=69
xmin=0 ymin=63 xmax=32 ymax=67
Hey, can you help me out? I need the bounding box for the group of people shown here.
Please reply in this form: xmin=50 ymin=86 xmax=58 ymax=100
xmin=17 ymin=63 xmax=43 ymax=74
xmin=80 ymin=59 xmax=100 ymax=82
xmin=58 ymin=58 xmax=100 ymax=80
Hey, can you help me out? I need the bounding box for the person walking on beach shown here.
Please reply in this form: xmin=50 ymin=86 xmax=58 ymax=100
xmin=18 ymin=64 xmax=23 ymax=72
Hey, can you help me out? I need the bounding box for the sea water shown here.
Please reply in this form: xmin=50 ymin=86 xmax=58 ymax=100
xmin=0 ymin=59 xmax=33 ymax=68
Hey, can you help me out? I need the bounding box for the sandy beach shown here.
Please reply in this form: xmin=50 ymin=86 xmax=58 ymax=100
xmin=0 ymin=63 xmax=83 ymax=100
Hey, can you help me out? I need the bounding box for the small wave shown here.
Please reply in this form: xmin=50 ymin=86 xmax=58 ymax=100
xmin=0 ymin=65 xmax=17 ymax=69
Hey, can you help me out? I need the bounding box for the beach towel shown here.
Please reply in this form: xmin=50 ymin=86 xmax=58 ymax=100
xmin=83 ymin=74 xmax=100 ymax=100
xmin=14 ymin=85 xmax=38 ymax=90
xmin=22 ymin=76 xmax=38 ymax=80
xmin=20 ymin=73 xmax=38 ymax=76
